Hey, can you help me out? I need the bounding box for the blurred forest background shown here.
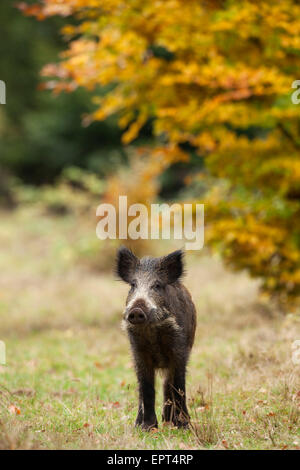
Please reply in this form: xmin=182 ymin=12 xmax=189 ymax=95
xmin=1 ymin=0 xmax=300 ymax=309
xmin=0 ymin=1 xmax=299 ymax=450
xmin=0 ymin=1 xmax=129 ymax=185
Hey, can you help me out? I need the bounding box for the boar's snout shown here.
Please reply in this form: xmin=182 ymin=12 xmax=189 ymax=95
xmin=127 ymin=307 xmax=146 ymax=325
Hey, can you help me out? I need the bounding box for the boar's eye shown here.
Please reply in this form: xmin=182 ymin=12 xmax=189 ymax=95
xmin=130 ymin=281 xmax=137 ymax=291
xmin=152 ymin=282 xmax=163 ymax=291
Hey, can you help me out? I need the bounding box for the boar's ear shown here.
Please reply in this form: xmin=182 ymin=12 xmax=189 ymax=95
xmin=159 ymin=250 xmax=184 ymax=284
xmin=116 ymin=246 xmax=138 ymax=283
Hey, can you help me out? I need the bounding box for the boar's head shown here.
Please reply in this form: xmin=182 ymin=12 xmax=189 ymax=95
xmin=116 ymin=246 xmax=184 ymax=326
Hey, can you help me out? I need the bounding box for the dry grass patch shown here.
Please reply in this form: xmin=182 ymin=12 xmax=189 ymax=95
xmin=0 ymin=206 xmax=299 ymax=449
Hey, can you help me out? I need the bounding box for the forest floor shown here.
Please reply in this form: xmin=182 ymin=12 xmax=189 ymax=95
xmin=0 ymin=206 xmax=299 ymax=449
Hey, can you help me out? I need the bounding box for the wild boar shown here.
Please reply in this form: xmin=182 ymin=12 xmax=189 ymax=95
xmin=116 ymin=247 xmax=197 ymax=430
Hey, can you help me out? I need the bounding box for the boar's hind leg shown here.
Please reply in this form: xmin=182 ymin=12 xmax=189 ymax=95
xmin=163 ymin=366 xmax=190 ymax=428
xmin=135 ymin=399 xmax=143 ymax=426
xmin=173 ymin=366 xmax=190 ymax=428
xmin=162 ymin=371 xmax=174 ymax=423
xmin=135 ymin=364 xmax=158 ymax=430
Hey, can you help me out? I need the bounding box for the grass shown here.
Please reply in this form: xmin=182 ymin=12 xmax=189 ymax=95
xmin=0 ymin=205 xmax=299 ymax=449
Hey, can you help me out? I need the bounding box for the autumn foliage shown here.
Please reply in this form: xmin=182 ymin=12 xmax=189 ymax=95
xmin=19 ymin=0 xmax=300 ymax=307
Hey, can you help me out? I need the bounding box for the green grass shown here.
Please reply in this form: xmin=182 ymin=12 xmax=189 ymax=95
xmin=0 ymin=206 xmax=299 ymax=449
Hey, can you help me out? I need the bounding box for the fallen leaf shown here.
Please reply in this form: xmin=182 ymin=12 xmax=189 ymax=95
xmin=222 ymin=439 xmax=229 ymax=449
xmin=112 ymin=401 xmax=120 ymax=408
xmin=13 ymin=388 xmax=35 ymax=397
xmin=8 ymin=404 xmax=21 ymax=415
xmin=150 ymin=427 xmax=159 ymax=434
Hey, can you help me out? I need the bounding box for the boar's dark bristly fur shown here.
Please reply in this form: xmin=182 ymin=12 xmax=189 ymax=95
xmin=116 ymin=247 xmax=197 ymax=430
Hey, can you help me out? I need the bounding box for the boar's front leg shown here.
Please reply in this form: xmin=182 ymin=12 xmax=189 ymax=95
xmin=135 ymin=361 xmax=157 ymax=430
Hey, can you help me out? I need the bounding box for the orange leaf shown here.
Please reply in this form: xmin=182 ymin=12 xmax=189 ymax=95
xmin=94 ymin=362 xmax=103 ymax=370
xmin=112 ymin=401 xmax=120 ymax=408
xmin=8 ymin=404 xmax=21 ymax=415
xmin=222 ymin=439 xmax=229 ymax=449
xmin=150 ymin=427 xmax=159 ymax=434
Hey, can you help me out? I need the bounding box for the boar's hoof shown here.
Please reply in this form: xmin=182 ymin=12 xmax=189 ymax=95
xmin=173 ymin=413 xmax=190 ymax=429
xmin=175 ymin=420 xmax=189 ymax=429
xmin=136 ymin=417 xmax=158 ymax=431
xmin=141 ymin=421 xmax=158 ymax=431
